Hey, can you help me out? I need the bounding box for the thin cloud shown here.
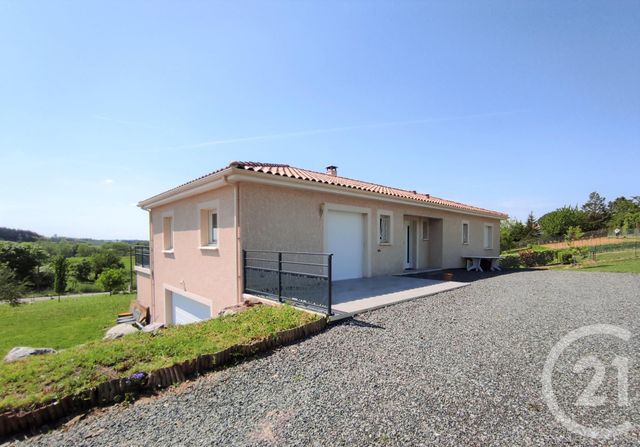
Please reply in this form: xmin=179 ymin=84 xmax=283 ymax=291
xmin=104 ymin=179 xmax=114 ymax=185
xmin=162 ymin=110 xmax=524 ymax=151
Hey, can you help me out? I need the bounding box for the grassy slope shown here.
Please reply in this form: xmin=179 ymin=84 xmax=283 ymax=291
xmin=0 ymin=305 xmax=317 ymax=411
xmin=548 ymin=250 xmax=640 ymax=273
xmin=578 ymin=257 xmax=640 ymax=273
xmin=0 ymin=294 xmax=132 ymax=355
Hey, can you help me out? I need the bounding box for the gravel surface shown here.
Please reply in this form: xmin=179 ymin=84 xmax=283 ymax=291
xmin=8 ymin=270 xmax=640 ymax=446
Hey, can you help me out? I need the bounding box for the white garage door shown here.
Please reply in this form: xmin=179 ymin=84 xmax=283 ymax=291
xmin=326 ymin=210 xmax=364 ymax=281
xmin=171 ymin=292 xmax=211 ymax=325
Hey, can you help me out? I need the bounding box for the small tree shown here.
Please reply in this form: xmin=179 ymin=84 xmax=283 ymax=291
xmin=565 ymin=226 xmax=584 ymax=247
xmin=74 ymin=259 xmax=93 ymax=282
xmin=53 ymin=255 xmax=68 ymax=297
xmin=97 ymin=268 xmax=128 ymax=295
xmin=91 ymin=250 xmax=124 ymax=277
xmin=0 ymin=263 xmax=25 ymax=305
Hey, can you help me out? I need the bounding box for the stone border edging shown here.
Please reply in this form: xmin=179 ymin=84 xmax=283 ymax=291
xmin=0 ymin=317 xmax=327 ymax=439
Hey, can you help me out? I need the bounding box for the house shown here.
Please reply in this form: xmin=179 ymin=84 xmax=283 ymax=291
xmin=135 ymin=161 xmax=507 ymax=324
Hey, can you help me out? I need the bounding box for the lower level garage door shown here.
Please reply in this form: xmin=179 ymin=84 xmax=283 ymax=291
xmin=326 ymin=210 xmax=364 ymax=281
xmin=171 ymin=292 xmax=211 ymax=325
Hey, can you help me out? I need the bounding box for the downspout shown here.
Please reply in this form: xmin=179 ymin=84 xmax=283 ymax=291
xmin=234 ymin=182 xmax=242 ymax=303
xmin=149 ymin=210 xmax=156 ymax=321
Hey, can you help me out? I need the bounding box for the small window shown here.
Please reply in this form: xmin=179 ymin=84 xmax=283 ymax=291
xmin=422 ymin=220 xmax=430 ymax=241
xmin=208 ymin=211 xmax=218 ymax=245
xmin=484 ymin=224 xmax=493 ymax=249
xmin=462 ymin=221 xmax=469 ymax=245
xmin=163 ymin=216 xmax=173 ymax=251
xmin=379 ymin=215 xmax=391 ymax=244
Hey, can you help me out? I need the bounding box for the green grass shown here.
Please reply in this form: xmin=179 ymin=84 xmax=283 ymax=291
xmin=0 ymin=294 xmax=133 ymax=355
xmin=578 ymin=258 xmax=640 ymax=273
xmin=547 ymin=250 xmax=640 ymax=273
xmin=0 ymin=305 xmax=318 ymax=411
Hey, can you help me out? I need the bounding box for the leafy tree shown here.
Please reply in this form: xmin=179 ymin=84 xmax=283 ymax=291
xmin=538 ymin=206 xmax=587 ymax=238
xmin=608 ymin=196 xmax=640 ymax=232
xmin=0 ymin=263 xmax=26 ymax=305
xmin=0 ymin=242 xmax=48 ymax=282
xmin=73 ymin=259 xmax=93 ymax=282
xmin=101 ymin=242 xmax=131 ymax=257
xmin=75 ymin=243 xmax=99 ymax=257
xmin=581 ymin=192 xmax=609 ymax=231
xmin=524 ymin=212 xmax=539 ymax=239
xmin=97 ymin=268 xmax=128 ymax=294
xmin=564 ymin=226 xmax=584 ymax=246
xmin=91 ymin=250 xmax=124 ymax=277
xmin=53 ymin=255 xmax=68 ymax=296
xmin=500 ymin=219 xmax=527 ymax=250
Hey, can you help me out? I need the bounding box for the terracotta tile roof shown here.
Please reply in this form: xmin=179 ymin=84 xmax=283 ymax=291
xmin=143 ymin=161 xmax=506 ymax=218
xmin=229 ymin=161 xmax=507 ymax=219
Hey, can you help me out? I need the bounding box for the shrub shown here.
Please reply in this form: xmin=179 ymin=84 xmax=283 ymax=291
xmin=558 ymin=250 xmax=574 ymax=265
xmin=519 ymin=249 xmax=557 ymax=267
xmin=499 ymin=254 xmax=520 ymax=269
xmin=97 ymin=268 xmax=129 ymax=295
xmin=91 ymin=251 xmax=124 ymax=277
xmin=73 ymin=259 xmax=93 ymax=282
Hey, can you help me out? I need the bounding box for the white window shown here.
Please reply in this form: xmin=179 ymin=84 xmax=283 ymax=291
xmin=379 ymin=214 xmax=391 ymax=244
xmin=208 ymin=210 xmax=218 ymax=245
xmin=462 ymin=221 xmax=469 ymax=245
xmin=422 ymin=220 xmax=430 ymax=241
xmin=484 ymin=224 xmax=494 ymax=249
xmin=198 ymin=199 xmax=220 ymax=249
xmin=163 ymin=216 xmax=173 ymax=251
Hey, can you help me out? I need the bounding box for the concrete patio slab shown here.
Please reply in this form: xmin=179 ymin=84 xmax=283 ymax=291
xmin=330 ymin=275 xmax=468 ymax=319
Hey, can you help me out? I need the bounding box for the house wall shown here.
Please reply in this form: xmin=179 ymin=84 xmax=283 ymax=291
xmin=239 ymin=182 xmax=500 ymax=275
xmin=135 ymin=270 xmax=152 ymax=311
xmin=141 ymin=185 xmax=238 ymax=324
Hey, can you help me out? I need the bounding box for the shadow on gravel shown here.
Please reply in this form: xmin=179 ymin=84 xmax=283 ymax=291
xmin=407 ymin=267 xmax=539 ymax=283
xmin=339 ymin=319 xmax=385 ymax=330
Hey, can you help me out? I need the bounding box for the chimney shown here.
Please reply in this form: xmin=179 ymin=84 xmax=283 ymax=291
xmin=326 ymin=165 xmax=338 ymax=176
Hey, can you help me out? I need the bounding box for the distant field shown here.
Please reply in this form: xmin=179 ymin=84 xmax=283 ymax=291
xmin=0 ymin=293 xmax=132 ymax=355
xmin=541 ymin=236 xmax=639 ymax=249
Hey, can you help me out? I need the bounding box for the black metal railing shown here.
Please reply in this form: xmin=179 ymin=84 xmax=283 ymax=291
xmin=243 ymin=250 xmax=333 ymax=315
xmin=134 ymin=245 xmax=150 ymax=268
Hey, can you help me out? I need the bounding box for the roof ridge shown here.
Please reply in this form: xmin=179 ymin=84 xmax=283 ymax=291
xmin=290 ymin=164 xmax=432 ymax=198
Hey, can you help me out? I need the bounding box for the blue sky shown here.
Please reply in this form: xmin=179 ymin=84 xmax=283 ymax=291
xmin=1 ymin=1 xmax=638 ymax=240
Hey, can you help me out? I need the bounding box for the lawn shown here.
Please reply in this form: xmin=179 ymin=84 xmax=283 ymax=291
xmin=578 ymin=257 xmax=640 ymax=273
xmin=547 ymin=250 xmax=640 ymax=273
xmin=0 ymin=304 xmax=318 ymax=412
xmin=0 ymin=294 xmax=132 ymax=355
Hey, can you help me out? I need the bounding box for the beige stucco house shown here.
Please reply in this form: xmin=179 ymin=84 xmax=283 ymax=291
xmin=135 ymin=161 xmax=507 ymax=324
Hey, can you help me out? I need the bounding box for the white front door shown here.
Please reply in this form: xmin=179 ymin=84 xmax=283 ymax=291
xmin=326 ymin=210 xmax=365 ymax=281
xmin=404 ymin=220 xmax=414 ymax=269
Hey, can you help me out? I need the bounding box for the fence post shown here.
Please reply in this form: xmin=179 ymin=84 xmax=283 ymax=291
xmin=129 ymin=246 xmax=133 ymax=293
xmin=277 ymin=252 xmax=283 ymax=303
xmin=327 ymin=254 xmax=333 ymax=316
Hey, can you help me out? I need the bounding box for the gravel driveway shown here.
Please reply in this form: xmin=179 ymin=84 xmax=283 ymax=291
xmin=9 ymin=270 xmax=640 ymax=446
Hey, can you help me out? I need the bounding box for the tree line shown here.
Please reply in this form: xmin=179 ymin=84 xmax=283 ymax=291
xmin=501 ymin=193 xmax=640 ymax=250
xmin=0 ymin=236 xmax=147 ymax=304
